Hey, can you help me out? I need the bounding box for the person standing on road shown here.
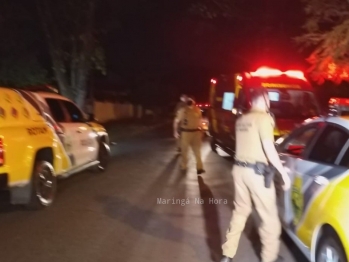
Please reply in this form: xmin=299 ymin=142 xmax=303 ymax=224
xmin=220 ymin=88 xmax=291 ymax=262
xmin=174 ymin=94 xmax=188 ymax=152
xmin=173 ymin=97 xmax=205 ymax=175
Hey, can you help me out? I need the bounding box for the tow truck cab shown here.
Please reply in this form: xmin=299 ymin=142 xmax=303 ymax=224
xmin=208 ymin=67 xmax=322 ymax=155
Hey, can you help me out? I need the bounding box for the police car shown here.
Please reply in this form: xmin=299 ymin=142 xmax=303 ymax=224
xmin=21 ymin=87 xmax=110 ymax=173
xmin=0 ymin=86 xmax=110 ymax=209
xmin=275 ymin=97 xmax=349 ymax=262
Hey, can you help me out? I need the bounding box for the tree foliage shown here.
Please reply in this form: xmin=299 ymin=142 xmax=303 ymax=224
xmin=296 ymin=0 xmax=349 ymax=84
xmin=189 ymin=0 xmax=237 ymax=19
xmin=36 ymin=0 xmax=106 ymax=107
xmin=0 ymin=56 xmax=48 ymax=87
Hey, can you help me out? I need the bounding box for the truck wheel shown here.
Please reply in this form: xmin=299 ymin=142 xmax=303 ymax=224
xmin=210 ymin=137 xmax=217 ymax=153
xmin=316 ymin=230 xmax=347 ymax=262
xmin=27 ymin=160 xmax=56 ymax=210
xmin=94 ymin=142 xmax=110 ymax=172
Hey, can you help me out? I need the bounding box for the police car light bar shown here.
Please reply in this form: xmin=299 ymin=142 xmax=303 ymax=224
xmin=327 ymin=97 xmax=349 ymax=117
xmin=250 ymin=67 xmax=306 ymax=80
xmin=329 ymin=97 xmax=349 ymax=106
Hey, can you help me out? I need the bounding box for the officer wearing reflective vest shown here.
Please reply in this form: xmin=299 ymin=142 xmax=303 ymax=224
xmin=220 ymin=88 xmax=291 ymax=262
xmin=173 ymin=97 xmax=205 ymax=174
xmin=174 ymin=94 xmax=188 ymax=152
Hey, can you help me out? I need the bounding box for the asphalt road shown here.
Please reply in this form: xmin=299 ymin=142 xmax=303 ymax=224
xmin=0 ymin=125 xmax=308 ymax=262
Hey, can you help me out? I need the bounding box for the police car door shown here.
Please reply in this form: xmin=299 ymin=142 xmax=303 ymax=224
xmin=60 ymin=100 xmax=98 ymax=167
xmin=279 ymin=122 xmax=349 ymax=236
xmin=45 ymin=98 xmax=79 ymax=167
xmin=277 ymin=122 xmax=323 ymax=229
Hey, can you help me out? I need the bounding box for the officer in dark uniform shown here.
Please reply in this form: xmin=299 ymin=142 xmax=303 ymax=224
xmin=220 ymin=88 xmax=291 ymax=262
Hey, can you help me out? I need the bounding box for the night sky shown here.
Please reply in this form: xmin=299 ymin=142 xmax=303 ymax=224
xmin=10 ymin=0 xmax=310 ymax=103
xmin=96 ymin=0 xmax=308 ymax=102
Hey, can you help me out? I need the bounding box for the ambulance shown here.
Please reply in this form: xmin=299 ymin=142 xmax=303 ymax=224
xmin=208 ymin=67 xmax=322 ymax=154
xmin=0 ymin=86 xmax=110 ymax=209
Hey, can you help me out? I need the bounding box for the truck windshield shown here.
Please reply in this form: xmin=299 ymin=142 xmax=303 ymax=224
xmin=267 ymin=89 xmax=320 ymax=119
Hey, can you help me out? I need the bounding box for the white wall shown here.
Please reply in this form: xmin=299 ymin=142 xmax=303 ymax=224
xmin=93 ymin=101 xmax=141 ymax=123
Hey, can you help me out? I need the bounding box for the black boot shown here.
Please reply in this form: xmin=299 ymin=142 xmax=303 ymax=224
xmin=220 ymin=256 xmax=233 ymax=262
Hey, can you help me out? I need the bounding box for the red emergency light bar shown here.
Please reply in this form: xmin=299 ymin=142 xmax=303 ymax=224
xmin=250 ymin=67 xmax=306 ymax=80
xmin=329 ymin=97 xmax=349 ymax=106
xmin=198 ymin=103 xmax=210 ymax=107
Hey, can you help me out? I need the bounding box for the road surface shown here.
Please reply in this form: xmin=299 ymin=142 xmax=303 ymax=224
xmin=0 ymin=125 xmax=307 ymax=262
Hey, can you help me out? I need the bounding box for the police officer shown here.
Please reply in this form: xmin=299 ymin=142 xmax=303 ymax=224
xmin=173 ymin=97 xmax=205 ymax=174
xmin=220 ymin=88 xmax=291 ymax=262
xmin=175 ymin=94 xmax=188 ymax=114
xmin=174 ymin=94 xmax=188 ymax=152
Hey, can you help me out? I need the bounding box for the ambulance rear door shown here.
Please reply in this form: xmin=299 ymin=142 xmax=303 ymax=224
xmin=209 ymin=75 xmax=236 ymax=149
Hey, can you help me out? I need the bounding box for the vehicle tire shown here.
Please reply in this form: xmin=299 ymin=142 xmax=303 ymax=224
xmin=94 ymin=142 xmax=110 ymax=173
xmin=210 ymin=136 xmax=217 ymax=153
xmin=316 ymin=230 xmax=347 ymax=262
xmin=27 ymin=160 xmax=57 ymax=210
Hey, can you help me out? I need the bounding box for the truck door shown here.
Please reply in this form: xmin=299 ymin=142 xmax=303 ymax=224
xmin=45 ymin=98 xmax=79 ymax=167
xmin=60 ymin=100 xmax=98 ymax=167
xmin=221 ymin=91 xmax=236 ymax=149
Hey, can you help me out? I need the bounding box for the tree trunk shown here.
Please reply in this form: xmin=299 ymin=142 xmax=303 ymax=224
xmin=74 ymin=69 xmax=88 ymax=108
xmin=51 ymin=47 xmax=72 ymax=99
xmin=36 ymin=0 xmax=96 ymax=107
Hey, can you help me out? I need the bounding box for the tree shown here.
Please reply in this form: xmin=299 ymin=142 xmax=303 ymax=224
xmin=296 ymin=0 xmax=349 ymax=84
xmin=0 ymin=56 xmax=48 ymax=87
xmin=36 ymin=0 xmax=106 ymax=107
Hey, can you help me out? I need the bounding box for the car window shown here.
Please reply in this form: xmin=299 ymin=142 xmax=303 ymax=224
xmin=308 ymin=125 xmax=349 ymax=165
xmin=282 ymin=125 xmax=319 ymax=156
xmin=61 ymin=100 xmax=84 ymax=122
xmin=45 ymin=98 xmax=66 ymax=122
xmin=339 ymin=146 xmax=349 ymax=167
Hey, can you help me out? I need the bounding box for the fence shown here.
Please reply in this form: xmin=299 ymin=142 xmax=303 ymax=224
xmin=93 ymin=101 xmax=142 ymax=123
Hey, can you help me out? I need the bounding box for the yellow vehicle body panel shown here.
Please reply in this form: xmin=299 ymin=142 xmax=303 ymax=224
xmin=295 ymin=173 xmax=349 ymax=259
xmin=88 ymin=122 xmax=107 ymax=134
xmin=0 ymin=88 xmax=71 ymax=186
